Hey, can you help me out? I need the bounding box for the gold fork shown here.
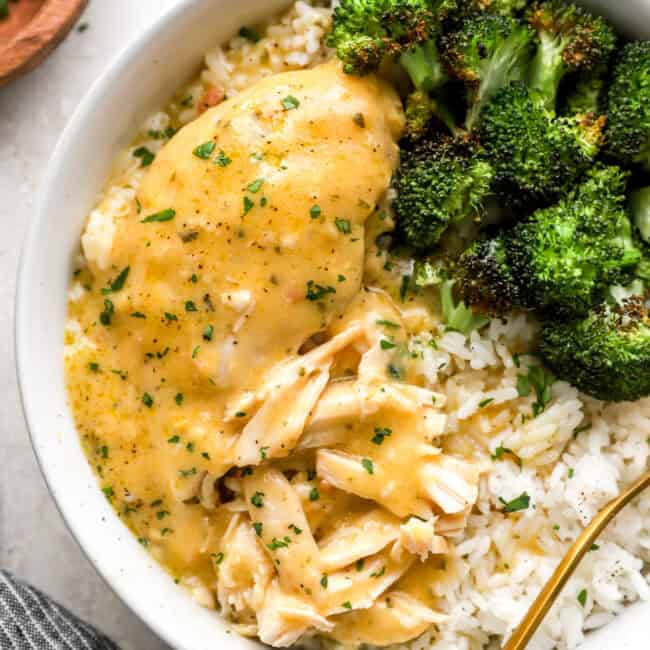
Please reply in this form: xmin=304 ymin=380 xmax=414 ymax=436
xmin=504 ymin=470 xmax=650 ymax=650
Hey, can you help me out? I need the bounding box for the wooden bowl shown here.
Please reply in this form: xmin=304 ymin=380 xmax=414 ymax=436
xmin=0 ymin=0 xmax=87 ymax=87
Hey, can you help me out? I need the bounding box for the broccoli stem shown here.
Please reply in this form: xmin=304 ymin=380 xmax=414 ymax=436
xmin=630 ymin=187 xmax=650 ymax=244
xmin=528 ymin=32 xmax=567 ymax=111
xmin=400 ymin=40 xmax=447 ymax=93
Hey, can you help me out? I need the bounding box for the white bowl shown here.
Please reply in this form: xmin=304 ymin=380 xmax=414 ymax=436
xmin=15 ymin=1 xmax=650 ymax=648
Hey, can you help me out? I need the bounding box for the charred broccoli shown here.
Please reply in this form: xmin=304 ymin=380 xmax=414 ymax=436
xmin=527 ymin=1 xmax=617 ymax=112
xmin=394 ymin=136 xmax=493 ymax=248
xmin=606 ymin=41 xmax=650 ymax=170
xmin=479 ymin=81 xmax=604 ymax=206
xmin=456 ymin=236 xmax=521 ymax=314
xmin=509 ymin=166 xmax=641 ymax=315
xmin=441 ymin=13 xmax=534 ymax=129
xmin=563 ymin=62 xmax=609 ymax=116
xmin=540 ymin=298 xmax=650 ymax=402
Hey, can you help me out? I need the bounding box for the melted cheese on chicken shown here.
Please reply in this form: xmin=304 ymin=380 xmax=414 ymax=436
xmin=66 ymin=61 xmax=482 ymax=648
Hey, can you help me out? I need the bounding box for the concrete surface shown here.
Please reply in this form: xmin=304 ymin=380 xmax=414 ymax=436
xmin=0 ymin=2 xmax=182 ymax=648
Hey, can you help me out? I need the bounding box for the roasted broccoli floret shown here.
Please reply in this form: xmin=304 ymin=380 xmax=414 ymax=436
xmin=509 ymin=166 xmax=641 ymax=316
xmin=479 ymin=81 xmax=604 ymax=206
xmin=472 ymin=0 xmax=529 ymax=15
xmin=456 ymin=236 xmax=521 ymax=314
xmin=630 ymin=186 xmax=650 ymax=244
xmin=563 ymin=62 xmax=609 ymax=116
xmin=394 ymin=136 xmax=493 ymax=249
xmin=441 ymin=13 xmax=533 ymax=129
xmin=328 ymin=0 xmax=459 ymax=137
xmin=527 ymin=1 xmax=617 ymax=112
xmin=606 ymin=41 xmax=650 ymax=170
xmin=540 ymin=298 xmax=650 ymax=402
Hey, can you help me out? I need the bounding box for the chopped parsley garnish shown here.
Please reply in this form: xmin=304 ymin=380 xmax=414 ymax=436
xmin=102 ymin=486 xmax=114 ymax=499
xmin=479 ymin=398 xmax=494 ymax=408
xmin=342 ymin=601 xmax=352 ymax=610
xmin=190 ymin=274 xmax=198 ymax=283
xmin=201 ymin=452 xmax=210 ymax=460
xmin=306 ymin=280 xmax=336 ymax=301
xmin=213 ymin=552 xmax=225 ymax=565
xmin=355 ymin=559 xmax=365 ymax=571
xmin=243 ymin=196 xmax=254 ymax=215
xmin=353 ymin=113 xmax=366 ymax=128
xmin=156 ymin=510 xmax=170 ymax=520
xmin=399 ymin=275 xmax=410 ymax=302
xmin=185 ymin=300 xmax=198 ymax=312
xmin=239 ymin=26 xmax=261 ymax=42
xmin=361 ymin=458 xmax=374 ymax=475
xmin=100 ymin=446 xmax=109 ymax=459
xmin=192 ymin=345 xmax=201 ymax=359
xmin=267 ymin=537 xmax=290 ymax=550
xmin=499 ymin=492 xmax=530 ymax=514
xmin=141 ymin=208 xmax=176 ymax=223
xmin=309 ymin=487 xmax=320 ymax=502
xmin=193 ymin=141 xmax=216 ymax=159
xmin=310 ymin=205 xmax=321 ymax=219
xmin=236 ymin=411 xmax=247 ymax=418
xmin=259 ymin=446 xmax=270 ymax=460
xmin=186 ymin=442 xmax=194 ymax=452
xmin=164 ymin=312 xmax=178 ymax=321
xmin=337 ymin=274 xmax=346 ymax=283
xmin=370 ymin=566 xmax=386 ymax=578
xmin=380 ymin=339 xmax=396 ymax=350
xmin=387 ymin=363 xmax=404 ymax=380
xmin=491 ymin=444 xmax=515 ymax=461
xmin=138 ymin=538 xmax=149 ymax=548
xmin=590 ymin=543 xmax=600 ymax=551
xmin=133 ymin=146 xmax=155 ymax=167
xmin=320 ymin=575 xmax=328 ymax=588
xmin=376 ymin=319 xmax=400 ymax=329
xmin=179 ymin=467 xmax=197 ymax=477
xmin=253 ymin=522 xmax=263 ymax=536
xmin=577 ymin=589 xmax=588 ymax=607
xmin=88 ymin=362 xmax=100 ymax=373
xmin=251 ymin=491 xmax=265 ymax=508
xmin=174 ymin=393 xmax=184 ymax=406
xmin=517 ymin=365 xmax=555 ymax=417
xmin=203 ymin=325 xmax=214 ymax=341
xmin=573 ymin=422 xmax=592 ymax=438
xmin=131 ymin=311 xmax=146 ymax=318
xmin=214 ymin=150 xmax=232 ymax=167
xmin=142 ymin=393 xmax=154 ymax=408
xmin=289 ymin=524 xmax=302 ymax=535
xmin=102 ymin=266 xmax=130 ymax=294
xmin=334 ymin=218 xmax=351 ymax=234
xmin=180 ymin=96 xmax=193 ymax=107
xmin=281 ymin=95 xmax=300 ymax=110
xmin=99 ymin=299 xmax=115 ymax=326
xmin=168 ymin=435 xmax=180 ymax=444
xmin=372 ymin=427 xmax=392 ymax=445
xmin=246 ymin=178 xmax=264 ymax=193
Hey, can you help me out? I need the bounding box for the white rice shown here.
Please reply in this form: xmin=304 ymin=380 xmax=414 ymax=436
xmin=74 ymin=2 xmax=650 ymax=648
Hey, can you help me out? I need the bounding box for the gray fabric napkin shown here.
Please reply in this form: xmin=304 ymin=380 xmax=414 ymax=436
xmin=0 ymin=571 xmax=120 ymax=649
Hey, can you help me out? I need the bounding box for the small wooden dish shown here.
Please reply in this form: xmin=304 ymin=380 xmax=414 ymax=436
xmin=0 ymin=0 xmax=87 ymax=87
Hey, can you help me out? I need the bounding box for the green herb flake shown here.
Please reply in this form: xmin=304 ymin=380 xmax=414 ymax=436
xmin=175 ymin=393 xmax=184 ymax=406
xmin=380 ymin=339 xmax=396 ymax=350
xmin=101 ymin=266 xmax=130 ymax=295
xmin=156 ymin=510 xmax=170 ymax=520
xmin=168 ymin=435 xmax=180 ymax=444
xmin=251 ymin=491 xmax=265 ymax=508
xmin=310 ymin=205 xmax=321 ymax=219
xmin=142 ymin=393 xmax=154 ymax=408
xmin=243 ymin=196 xmax=255 ymax=215
xmin=100 ymin=299 xmax=115 ymax=326
xmin=355 ymin=559 xmax=365 ymax=571
xmin=102 ymin=486 xmax=114 ymax=499
xmin=236 ymin=411 xmax=247 ymax=418
xmin=252 ymin=522 xmax=263 ymax=536
xmin=138 ymin=538 xmax=149 ymax=548
xmin=281 ymin=95 xmax=300 ymax=111
xmin=192 ymin=345 xmax=201 ymax=359
xmin=246 ymin=178 xmax=265 ymax=193
xmin=568 ymin=468 xmax=575 ymax=478
xmin=372 ymin=427 xmax=392 ymax=445
xmin=213 ymin=552 xmax=225 ymax=565
xmin=440 ymin=280 xmax=488 ymax=335
xmin=259 ymin=446 xmax=270 ymax=460
xmin=342 ymin=601 xmax=352 ymax=610
xmin=133 ymin=147 xmax=155 ymax=167
xmin=334 ymin=218 xmax=352 ymax=234
xmin=577 ymin=589 xmax=588 ymax=607
xmin=179 ymin=467 xmax=197 ymax=478
xmin=370 ymin=566 xmax=386 ymax=578
xmin=499 ymin=492 xmax=531 ymax=514
xmin=88 ymin=362 xmax=100 ymax=373
xmin=573 ymin=422 xmax=592 ymax=438
xmin=141 ymin=208 xmax=176 ymax=223
xmin=352 ymin=113 xmax=365 ymax=128
xmin=193 ymin=141 xmax=216 ymax=159
xmin=239 ymin=26 xmax=261 ymax=42
xmin=289 ymin=524 xmax=302 ymax=535
xmin=164 ymin=312 xmax=178 ymax=322
xmin=203 ymin=325 xmax=214 ymax=341
xmin=267 ymin=537 xmax=290 ymax=550
xmin=185 ymin=300 xmax=198 ymax=312
xmin=590 ymin=543 xmax=600 ymax=551
xmin=361 ymin=458 xmax=374 ymax=475
xmin=309 ymin=487 xmax=320 ymax=502
xmin=376 ymin=319 xmax=400 ymax=329
xmin=387 ymin=363 xmax=404 ymax=381
xmin=214 ymin=150 xmax=232 ymax=167
xmin=320 ymin=575 xmax=328 ymax=588
xmin=399 ymin=275 xmax=410 ymax=302
xmin=306 ymin=280 xmax=336 ymax=302
xmin=479 ymin=398 xmax=494 ymax=408
xmin=131 ymin=311 xmax=146 ymax=319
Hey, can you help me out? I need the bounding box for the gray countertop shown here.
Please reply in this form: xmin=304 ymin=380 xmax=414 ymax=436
xmin=0 ymin=2 xmax=180 ymax=648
